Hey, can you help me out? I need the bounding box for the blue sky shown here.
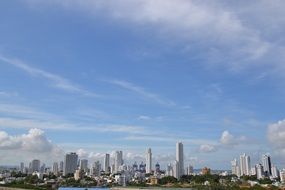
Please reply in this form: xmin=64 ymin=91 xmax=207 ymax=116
xmin=0 ymin=0 xmax=285 ymax=170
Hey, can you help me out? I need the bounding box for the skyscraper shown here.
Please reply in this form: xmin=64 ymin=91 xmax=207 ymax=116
xmin=262 ymin=154 xmax=272 ymax=176
xmin=59 ymin=161 xmax=64 ymax=172
xmin=173 ymin=160 xmax=180 ymax=179
xmin=20 ymin=162 xmax=24 ymax=173
xmin=146 ymin=148 xmax=152 ymax=174
xmin=240 ymin=153 xmax=250 ymax=176
xmin=256 ymin=163 xmax=264 ymax=179
xmin=53 ymin=162 xmax=59 ymax=175
xmin=166 ymin=163 xmax=173 ymax=176
xmin=64 ymin=152 xmax=78 ymax=176
xmin=176 ymin=142 xmax=184 ymax=178
xmin=271 ymin=165 xmax=279 ymax=178
xmin=280 ymin=169 xmax=285 ymax=183
xmin=31 ymin=159 xmax=40 ymax=173
xmin=186 ymin=165 xmax=194 ymax=175
xmin=114 ymin=151 xmax=123 ymax=173
xmin=79 ymin=159 xmax=88 ymax=172
xmin=104 ymin=153 xmax=110 ymax=173
xmin=231 ymin=159 xmax=240 ymax=176
xmin=90 ymin=161 xmax=101 ymax=177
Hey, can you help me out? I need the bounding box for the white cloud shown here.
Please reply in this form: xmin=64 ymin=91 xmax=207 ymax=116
xmin=0 ymin=55 xmax=98 ymax=97
xmin=0 ymin=128 xmax=63 ymax=159
xmin=137 ymin=115 xmax=151 ymax=120
xmin=76 ymin=148 xmax=89 ymax=158
xmin=197 ymin=130 xmax=248 ymax=154
xmin=267 ymin=119 xmax=285 ymax=156
xmin=199 ymin=144 xmax=217 ymax=153
xmin=0 ymin=91 xmax=18 ymax=97
xmin=220 ymin=130 xmax=247 ymax=146
xmin=220 ymin=130 xmax=237 ymax=146
xmin=0 ymin=116 xmax=146 ymax=135
xmin=108 ymin=79 xmax=176 ymax=106
xmin=25 ymin=0 xmax=283 ymax=72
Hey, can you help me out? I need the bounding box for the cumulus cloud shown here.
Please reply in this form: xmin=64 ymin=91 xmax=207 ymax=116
xmin=267 ymin=119 xmax=285 ymax=155
xmin=220 ymin=130 xmax=247 ymax=146
xmin=199 ymin=144 xmax=217 ymax=153
xmin=198 ymin=130 xmax=248 ymax=153
xmin=220 ymin=130 xmax=237 ymax=146
xmin=0 ymin=128 xmax=63 ymax=159
xmin=76 ymin=148 xmax=89 ymax=158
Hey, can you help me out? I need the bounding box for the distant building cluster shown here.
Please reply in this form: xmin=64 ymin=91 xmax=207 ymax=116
xmin=13 ymin=142 xmax=195 ymax=186
xmin=2 ymin=143 xmax=284 ymax=188
xmin=231 ymin=153 xmax=284 ymax=182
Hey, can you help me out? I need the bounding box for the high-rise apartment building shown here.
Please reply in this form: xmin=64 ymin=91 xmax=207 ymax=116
xmin=240 ymin=153 xmax=251 ymax=176
xmin=146 ymin=148 xmax=152 ymax=174
xmin=262 ymin=154 xmax=272 ymax=176
xmin=271 ymin=165 xmax=279 ymax=178
xmin=186 ymin=165 xmax=194 ymax=175
xmin=79 ymin=159 xmax=88 ymax=172
xmin=63 ymin=152 xmax=78 ymax=176
xmin=59 ymin=161 xmax=64 ymax=172
xmin=280 ymin=169 xmax=285 ymax=183
xmin=231 ymin=159 xmax=239 ymax=176
xmin=90 ymin=161 xmax=101 ymax=177
xmin=104 ymin=154 xmax=110 ymax=173
xmin=20 ymin=162 xmax=24 ymax=173
xmin=176 ymin=142 xmax=184 ymax=178
xmin=114 ymin=151 xmax=123 ymax=173
xmin=31 ymin=159 xmax=40 ymax=173
xmin=256 ymin=163 xmax=264 ymax=179
xmin=166 ymin=163 xmax=173 ymax=176
xmin=53 ymin=162 xmax=59 ymax=175
xmin=173 ymin=160 xmax=180 ymax=179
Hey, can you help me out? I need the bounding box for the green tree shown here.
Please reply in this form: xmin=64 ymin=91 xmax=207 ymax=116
xmin=159 ymin=176 xmax=178 ymax=184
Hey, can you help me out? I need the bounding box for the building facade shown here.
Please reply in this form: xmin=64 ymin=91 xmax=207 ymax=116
xmin=146 ymin=148 xmax=152 ymax=174
xmin=63 ymin=152 xmax=78 ymax=176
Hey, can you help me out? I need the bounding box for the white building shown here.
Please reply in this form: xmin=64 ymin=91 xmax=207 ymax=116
xmin=52 ymin=162 xmax=59 ymax=175
xmin=146 ymin=148 xmax=152 ymax=174
xmin=262 ymin=154 xmax=272 ymax=176
xmin=240 ymin=153 xmax=251 ymax=176
xmin=79 ymin=159 xmax=88 ymax=173
xmin=63 ymin=152 xmax=78 ymax=176
xmin=186 ymin=165 xmax=194 ymax=175
xmin=280 ymin=169 xmax=285 ymax=183
xmin=256 ymin=163 xmax=264 ymax=180
xmin=176 ymin=142 xmax=184 ymax=178
xmin=271 ymin=165 xmax=279 ymax=179
xmin=173 ymin=160 xmax=180 ymax=179
xmin=114 ymin=151 xmax=123 ymax=173
xmin=104 ymin=154 xmax=110 ymax=173
xmin=251 ymin=167 xmax=257 ymax=176
xmin=166 ymin=163 xmax=173 ymax=176
xmin=231 ymin=159 xmax=240 ymax=176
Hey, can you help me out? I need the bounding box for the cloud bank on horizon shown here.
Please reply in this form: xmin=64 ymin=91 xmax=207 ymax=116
xmin=0 ymin=0 xmax=285 ymax=169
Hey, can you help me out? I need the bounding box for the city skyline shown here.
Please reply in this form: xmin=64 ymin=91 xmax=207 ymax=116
xmin=0 ymin=0 xmax=285 ymax=170
xmin=12 ymin=143 xmax=284 ymax=178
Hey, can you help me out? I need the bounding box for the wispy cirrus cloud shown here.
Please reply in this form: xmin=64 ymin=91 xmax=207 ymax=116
xmin=24 ymin=0 xmax=285 ymax=72
xmin=0 ymin=116 xmax=145 ymax=135
xmin=0 ymin=91 xmax=18 ymax=97
xmin=108 ymin=79 xmax=176 ymax=106
xmin=0 ymin=55 xmax=99 ymax=97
